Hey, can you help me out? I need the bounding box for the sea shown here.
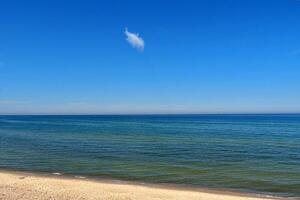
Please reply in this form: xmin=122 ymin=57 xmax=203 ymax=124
xmin=0 ymin=114 xmax=299 ymax=197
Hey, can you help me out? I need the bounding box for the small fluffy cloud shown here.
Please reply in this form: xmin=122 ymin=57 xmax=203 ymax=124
xmin=124 ymin=28 xmax=145 ymax=51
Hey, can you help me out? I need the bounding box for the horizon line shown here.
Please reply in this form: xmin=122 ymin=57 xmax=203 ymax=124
xmin=1 ymin=112 xmax=300 ymax=116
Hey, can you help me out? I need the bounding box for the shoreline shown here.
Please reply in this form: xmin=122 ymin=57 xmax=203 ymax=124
xmin=0 ymin=169 xmax=294 ymax=200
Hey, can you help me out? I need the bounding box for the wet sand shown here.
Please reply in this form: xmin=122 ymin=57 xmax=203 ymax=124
xmin=0 ymin=170 xmax=293 ymax=200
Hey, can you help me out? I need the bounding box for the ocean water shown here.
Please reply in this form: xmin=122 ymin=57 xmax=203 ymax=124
xmin=0 ymin=114 xmax=299 ymax=197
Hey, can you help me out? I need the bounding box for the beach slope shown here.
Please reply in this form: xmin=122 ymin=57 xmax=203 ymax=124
xmin=0 ymin=171 xmax=286 ymax=200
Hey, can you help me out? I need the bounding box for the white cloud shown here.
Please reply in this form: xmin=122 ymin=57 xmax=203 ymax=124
xmin=124 ymin=28 xmax=145 ymax=51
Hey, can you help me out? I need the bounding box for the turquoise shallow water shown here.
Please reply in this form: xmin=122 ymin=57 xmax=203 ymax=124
xmin=0 ymin=114 xmax=299 ymax=197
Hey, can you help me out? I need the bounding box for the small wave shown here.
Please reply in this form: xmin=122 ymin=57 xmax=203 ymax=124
xmin=52 ymin=172 xmax=62 ymax=176
xmin=75 ymin=175 xmax=86 ymax=179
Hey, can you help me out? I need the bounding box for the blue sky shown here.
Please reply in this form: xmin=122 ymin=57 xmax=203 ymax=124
xmin=0 ymin=0 xmax=300 ymax=114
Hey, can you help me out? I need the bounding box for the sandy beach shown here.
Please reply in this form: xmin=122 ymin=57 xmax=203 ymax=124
xmin=0 ymin=170 xmax=292 ymax=200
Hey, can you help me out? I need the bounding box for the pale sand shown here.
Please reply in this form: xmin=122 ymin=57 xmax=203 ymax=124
xmin=0 ymin=170 xmax=293 ymax=200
